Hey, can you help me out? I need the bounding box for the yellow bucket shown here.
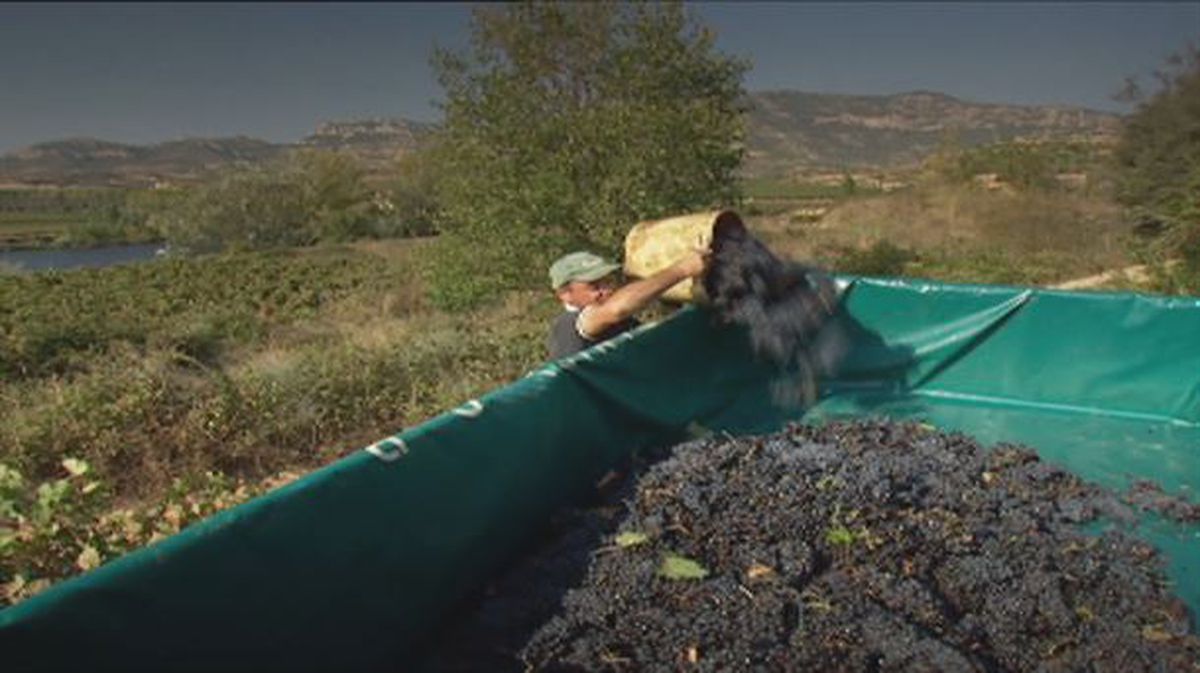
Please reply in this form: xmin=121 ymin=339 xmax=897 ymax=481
xmin=623 ymin=210 xmax=745 ymax=303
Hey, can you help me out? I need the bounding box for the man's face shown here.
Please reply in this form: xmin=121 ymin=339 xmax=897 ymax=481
xmin=557 ymin=274 xmax=618 ymax=308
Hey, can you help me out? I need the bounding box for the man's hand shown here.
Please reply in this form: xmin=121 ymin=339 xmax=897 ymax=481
xmin=673 ymin=246 xmax=711 ymax=279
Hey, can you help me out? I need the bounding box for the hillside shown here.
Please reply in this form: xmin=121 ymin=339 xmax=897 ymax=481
xmin=744 ymin=90 xmax=1120 ymax=176
xmin=0 ymin=120 xmax=432 ymax=188
xmin=0 ymin=136 xmax=286 ymax=188
xmin=0 ymin=90 xmax=1121 ymax=186
xmin=298 ymin=118 xmax=436 ymax=172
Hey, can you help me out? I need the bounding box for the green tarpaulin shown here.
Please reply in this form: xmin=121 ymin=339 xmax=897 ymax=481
xmin=2 ymin=277 xmax=1197 ymax=671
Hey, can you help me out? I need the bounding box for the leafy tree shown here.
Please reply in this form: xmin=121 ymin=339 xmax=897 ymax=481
xmin=1114 ymin=42 xmax=1200 ymax=293
xmin=382 ymin=150 xmax=442 ymax=238
xmin=158 ymin=150 xmax=379 ymax=253
xmin=157 ymin=166 xmax=308 ymax=253
xmin=290 ymin=150 xmax=377 ymax=242
xmin=426 ymin=1 xmax=749 ymax=309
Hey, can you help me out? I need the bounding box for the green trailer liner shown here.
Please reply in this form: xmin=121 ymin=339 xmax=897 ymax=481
xmin=2 ymin=277 xmax=1197 ymax=671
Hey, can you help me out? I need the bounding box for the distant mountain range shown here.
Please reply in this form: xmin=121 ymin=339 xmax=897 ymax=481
xmin=0 ymin=136 xmax=286 ymax=188
xmin=0 ymin=90 xmax=1120 ymax=187
xmin=0 ymin=120 xmax=437 ymax=188
xmin=745 ymin=90 xmax=1120 ymax=176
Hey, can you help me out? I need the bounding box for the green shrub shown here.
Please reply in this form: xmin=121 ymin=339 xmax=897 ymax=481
xmin=157 ymin=150 xmax=384 ymax=254
xmin=379 ymin=150 xmax=442 ymax=238
xmin=1115 ymin=43 xmax=1200 ymax=295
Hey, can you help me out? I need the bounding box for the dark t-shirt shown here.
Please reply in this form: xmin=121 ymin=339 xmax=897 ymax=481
xmin=546 ymin=309 xmax=640 ymax=360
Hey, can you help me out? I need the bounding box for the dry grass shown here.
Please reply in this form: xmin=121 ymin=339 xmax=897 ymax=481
xmin=749 ymin=180 xmax=1135 ymax=287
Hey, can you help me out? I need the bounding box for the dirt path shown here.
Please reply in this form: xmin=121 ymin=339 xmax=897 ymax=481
xmin=1053 ymin=263 xmax=1153 ymax=290
xmin=1052 ymin=260 xmax=1180 ymax=290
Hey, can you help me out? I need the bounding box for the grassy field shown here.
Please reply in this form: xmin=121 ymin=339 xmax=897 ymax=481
xmin=737 ymin=137 xmax=1144 ymax=289
xmin=0 ymin=187 xmax=163 ymax=250
xmin=0 ymin=215 xmax=164 ymax=250
xmin=0 ymin=239 xmax=559 ymax=603
xmin=0 ymin=213 xmax=88 ymax=247
xmin=750 ymin=177 xmax=1134 ymax=288
xmin=742 ymin=176 xmax=866 ymax=200
xmin=740 ymin=174 xmax=890 ymax=220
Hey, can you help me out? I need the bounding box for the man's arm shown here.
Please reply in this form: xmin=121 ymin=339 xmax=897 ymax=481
xmin=578 ymin=251 xmax=707 ymax=338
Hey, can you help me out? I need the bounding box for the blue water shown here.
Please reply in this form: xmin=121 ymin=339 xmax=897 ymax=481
xmin=0 ymin=243 xmax=166 ymax=271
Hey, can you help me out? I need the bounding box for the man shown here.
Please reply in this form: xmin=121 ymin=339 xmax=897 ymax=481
xmin=546 ymin=249 xmax=708 ymax=359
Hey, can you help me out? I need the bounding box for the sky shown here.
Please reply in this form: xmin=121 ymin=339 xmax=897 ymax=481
xmin=0 ymin=2 xmax=1196 ymax=153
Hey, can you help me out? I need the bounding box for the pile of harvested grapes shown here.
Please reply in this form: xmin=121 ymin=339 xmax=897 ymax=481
xmin=422 ymin=420 xmax=1199 ymax=672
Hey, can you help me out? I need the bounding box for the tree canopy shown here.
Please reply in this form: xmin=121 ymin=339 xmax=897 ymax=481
xmin=1114 ymin=42 xmax=1200 ymax=292
xmin=425 ymin=1 xmax=749 ymax=309
xmin=158 ymin=150 xmax=387 ymax=254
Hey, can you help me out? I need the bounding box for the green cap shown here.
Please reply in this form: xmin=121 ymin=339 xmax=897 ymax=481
xmin=549 ymin=251 xmax=621 ymax=290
